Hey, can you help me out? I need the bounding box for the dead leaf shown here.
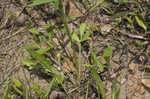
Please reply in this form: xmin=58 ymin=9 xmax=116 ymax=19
xmin=137 ymin=86 xmax=145 ymax=95
xmin=62 ymin=58 xmax=75 ymax=72
xmin=100 ymin=24 xmax=113 ymax=32
xmin=64 ymin=1 xmax=83 ymax=17
xmin=129 ymin=63 xmax=137 ymax=71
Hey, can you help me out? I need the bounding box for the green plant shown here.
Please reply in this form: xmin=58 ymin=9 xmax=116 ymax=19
xmin=83 ymin=42 xmax=112 ymax=99
xmin=21 ymin=0 xmax=114 ymax=98
xmin=0 ymin=77 xmax=14 ymax=99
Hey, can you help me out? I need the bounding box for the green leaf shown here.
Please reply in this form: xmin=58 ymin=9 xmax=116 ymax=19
xmin=47 ymin=24 xmax=54 ymax=45
xmin=28 ymin=0 xmax=56 ymax=7
xmin=12 ymin=85 xmax=23 ymax=95
xmin=91 ymin=68 xmax=106 ymax=99
xmin=22 ymin=58 xmax=37 ymax=67
xmin=25 ymin=46 xmax=57 ymax=74
xmin=91 ymin=0 xmax=105 ymax=11
xmin=54 ymin=0 xmax=60 ymax=9
xmin=82 ymin=31 xmax=90 ymax=41
xmin=98 ymin=61 xmax=104 ymax=72
xmin=82 ymin=64 xmax=93 ymax=67
xmin=80 ymin=23 xmax=86 ymax=39
xmin=112 ymin=80 xmax=120 ymax=99
xmin=135 ymin=40 xmax=144 ymax=47
xmin=25 ymin=84 xmax=29 ymax=99
xmin=135 ymin=16 xmax=147 ymax=31
xmin=102 ymin=7 xmax=113 ymax=15
xmin=44 ymin=78 xmax=55 ymax=98
xmin=33 ymin=83 xmax=43 ymax=95
xmin=13 ymin=78 xmax=22 ymax=88
xmin=55 ymin=72 xmax=64 ymax=84
xmin=29 ymin=28 xmax=40 ymax=34
xmin=36 ymin=47 xmax=51 ymax=55
xmin=102 ymin=46 xmax=112 ymax=64
xmin=85 ymin=83 xmax=89 ymax=99
xmin=114 ymin=0 xmax=137 ymax=3
xmin=72 ymin=32 xmax=80 ymax=43
xmin=30 ymin=40 xmax=41 ymax=48
xmin=91 ymin=52 xmax=97 ymax=64
xmin=126 ymin=16 xmax=133 ymax=24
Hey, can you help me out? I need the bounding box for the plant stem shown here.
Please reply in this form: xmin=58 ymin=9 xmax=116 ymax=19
xmin=78 ymin=43 xmax=81 ymax=83
xmin=58 ymin=0 xmax=80 ymax=83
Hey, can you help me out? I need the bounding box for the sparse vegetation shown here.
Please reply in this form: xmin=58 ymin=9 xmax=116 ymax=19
xmin=0 ymin=0 xmax=150 ymax=99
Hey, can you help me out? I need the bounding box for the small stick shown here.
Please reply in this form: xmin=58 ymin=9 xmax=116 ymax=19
xmin=115 ymin=29 xmax=150 ymax=41
xmin=0 ymin=27 xmax=25 ymax=43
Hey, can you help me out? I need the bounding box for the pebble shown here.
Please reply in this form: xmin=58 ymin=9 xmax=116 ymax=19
xmin=141 ymin=79 xmax=150 ymax=88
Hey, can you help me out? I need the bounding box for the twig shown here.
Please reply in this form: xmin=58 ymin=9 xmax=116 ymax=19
xmin=0 ymin=27 xmax=25 ymax=43
xmin=115 ymin=29 xmax=150 ymax=41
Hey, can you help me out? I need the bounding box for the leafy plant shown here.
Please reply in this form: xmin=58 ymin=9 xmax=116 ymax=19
xmin=21 ymin=0 xmax=114 ymax=98
xmin=12 ymin=78 xmax=23 ymax=95
xmin=82 ymin=42 xmax=113 ymax=99
xmin=0 ymin=77 xmax=14 ymax=99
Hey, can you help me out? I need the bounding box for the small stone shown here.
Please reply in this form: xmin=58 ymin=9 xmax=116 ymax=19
xmin=49 ymin=91 xmax=66 ymax=99
xmin=132 ymin=96 xmax=137 ymax=99
xmin=100 ymin=24 xmax=113 ymax=33
xmin=121 ymin=78 xmax=126 ymax=84
xmin=134 ymin=91 xmax=140 ymax=97
xmin=137 ymin=86 xmax=145 ymax=95
xmin=141 ymin=79 xmax=150 ymax=88
xmin=129 ymin=63 xmax=137 ymax=70
xmin=16 ymin=14 xmax=27 ymax=25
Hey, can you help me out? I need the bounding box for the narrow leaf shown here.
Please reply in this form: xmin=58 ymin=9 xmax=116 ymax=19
xmin=98 ymin=61 xmax=104 ymax=72
xmin=29 ymin=28 xmax=40 ymax=34
xmin=126 ymin=16 xmax=133 ymax=24
xmin=13 ymin=78 xmax=22 ymax=88
xmin=102 ymin=46 xmax=112 ymax=64
xmin=114 ymin=0 xmax=137 ymax=3
xmin=72 ymin=32 xmax=80 ymax=42
xmin=25 ymin=84 xmax=29 ymax=99
xmin=22 ymin=58 xmax=37 ymax=67
xmin=33 ymin=83 xmax=43 ymax=95
xmin=36 ymin=47 xmax=51 ymax=55
xmin=25 ymin=46 xmax=57 ymax=73
xmin=28 ymin=0 xmax=55 ymax=7
xmin=112 ymin=80 xmax=120 ymax=99
xmin=80 ymin=23 xmax=86 ymax=39
xmin=55 ymin=72 xmax=64 ymax=84
xmin=135 ymin=16 xmax=147 ymax=31
xmin=12 ymin=85 xmax=23 ymax=95
xmin=91 ymin=0 xmax=105 ymax=10
xmin=44 ymin=78 xmax=55 ymax=98
xmin=91 ymin=68 xmax=106 ymax=99
xmin=82 ymin=31 xmax=90 ymax=41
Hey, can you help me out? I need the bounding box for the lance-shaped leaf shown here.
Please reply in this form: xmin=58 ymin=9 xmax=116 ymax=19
xmin=135 ymin=16 xmax=147 ymax=31
xmin=25 ymin=46 xmax=57 ymax=74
